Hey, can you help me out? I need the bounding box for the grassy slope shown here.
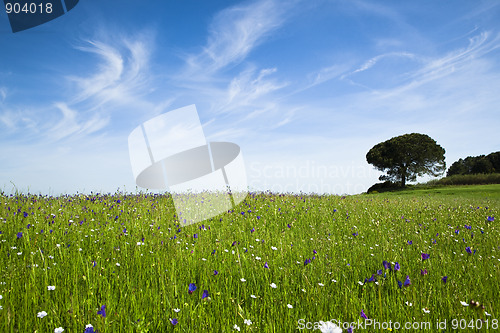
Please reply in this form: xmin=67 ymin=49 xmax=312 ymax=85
xmin=0 ymin=186 xmax=499 ymax=331
xmin=366 ymin=184 xmax=500 ymax=201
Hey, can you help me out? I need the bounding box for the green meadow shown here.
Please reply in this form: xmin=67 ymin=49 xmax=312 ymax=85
xmin=0 ymin=185 xmax=498 ymax=332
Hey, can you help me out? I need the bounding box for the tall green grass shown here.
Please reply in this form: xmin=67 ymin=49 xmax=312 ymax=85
xmin=0 ymin=190 xmax=498 ymax=332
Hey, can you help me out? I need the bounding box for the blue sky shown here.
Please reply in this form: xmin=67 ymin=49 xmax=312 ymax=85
xmin=0 ymin=0 xmax=499 ymax=195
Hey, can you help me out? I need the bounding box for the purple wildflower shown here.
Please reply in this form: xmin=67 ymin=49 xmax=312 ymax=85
xmin=487 ymin=216 xmax=494 ymax=222
xmin=23 ymin=212 xmax=28 ymax=218
xmin=17 ymin=232 xmax=22 ymax=239
xmin=442 ymin=276 xmax=448 ymax=283
xmin=84 ymin=325 xmax=97 ymax=333
xmin=360 ymin=309 xmax=367 ymax=319
xmin=465 ymin=247 xmax=472 ymax=254
xmin=367 ymin=274 xmax=376 ymax=283
xmin=231 ymin=241 xmax=236 ymax=246
xmin=264 ymin=262 xmax=269 ymax=269
xmin=421 ymin=269 xmax=428 ymax=275
xmin=304 ymin=258 xmax=311 ymax=266
xmin=213 ymin=270 xmax=218 ymax=275
xmin=170 ymin=318 xmax=178 ymax=325
xmin=97 ymin=305 xmax=106 ymax=318
xmin=313 ymin=250 xmax=317 ymax=254
xmin=202 ymin=290 xmax=209 ymax=299
xmin=188 ymin=283 xmax=197 ymax=294
xmin=251 ymin=228 xmax=255 ymax=233
xmin=394 ymin=262 xmax=400 ymax=271
xmin=377 ymin=269 xmax=383 ymax=275
xmin=382 ymin=260 xmax=391 ymax=270
xmin=193 ymin=234 xmax=198 ymax=239
xmin=407 ymin=240 xmax=412 ymax=245
xmin=397 ymin=280 xmax=402 ymax=289
xmin=421 ymin=253 xmax=430 ymax=260
xmin=403 ymin=275 xmax=411 ymax=287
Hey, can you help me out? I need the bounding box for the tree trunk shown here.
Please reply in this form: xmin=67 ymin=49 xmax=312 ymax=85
xmin=401 ymin=166 xmax=406 ymax=187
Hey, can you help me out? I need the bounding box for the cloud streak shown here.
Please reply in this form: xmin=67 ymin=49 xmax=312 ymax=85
xmin=69 ymin=34 xmax=153 ymax=109
xmin=185 ymin=0 xmax=289 ymax=75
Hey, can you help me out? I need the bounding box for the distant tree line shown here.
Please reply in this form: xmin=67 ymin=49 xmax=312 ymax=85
xmin=447 ymin=152 xmax=500 ymax=176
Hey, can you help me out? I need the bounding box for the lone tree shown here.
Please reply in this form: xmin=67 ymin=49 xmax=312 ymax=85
xmin=366 ymin=133 xmax=446 ymax=187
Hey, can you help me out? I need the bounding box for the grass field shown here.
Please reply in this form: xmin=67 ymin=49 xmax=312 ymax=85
xmin=0 ymin=185 xmax=498 ymax=332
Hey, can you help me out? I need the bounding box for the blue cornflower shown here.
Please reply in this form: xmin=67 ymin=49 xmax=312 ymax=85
xmin=23 ymin=212 xmax=28 ymax=218
xmin=188 ymin=283 xmax=197 ymax=294
xmin=17 ymin=232 xmax=22 ymax=239
xmin=84 ymin=324 xmax=97 ymax=333
xmin=97 ymin=305 xmax=106 ymax=318
xmin=403 ymin=275 xmax=411 ymax=287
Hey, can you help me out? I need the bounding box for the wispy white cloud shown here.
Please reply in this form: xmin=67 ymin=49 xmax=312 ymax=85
xmin=48 ymin=103 xmax=110 ymax=141
xmin=68 ymin=32 xmax=154 ymax=110
xmin=0 ymin=109 xmax=17 ymax=129
xmin=0 ymin=87 xmax=6 ymax=102
xmin=407 ymin=31 xmax=500 ymax=86
xmin=184 ymin=0 xmax=290 ymax=75
xmin=217 ymin=66 xmax=288 ymax=113
xmin=341 ymin=52 xmax=418 ymax=81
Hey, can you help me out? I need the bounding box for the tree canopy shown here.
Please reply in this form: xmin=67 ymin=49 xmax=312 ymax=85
xmin=366 ymin=133 xmax=446 ymax=187
xmin=447 ymin=152 xmax=500 ymax=176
